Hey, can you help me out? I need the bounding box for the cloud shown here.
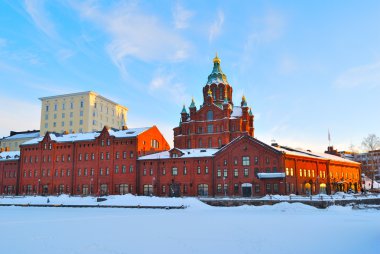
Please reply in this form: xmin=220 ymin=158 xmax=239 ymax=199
xmin=71 ymin=1 xmax=191 ymax=79
xmin=172 ymin=2 xmax=194 ymax=29
xmin=278 ymin=55 xmax=298 ymax=74
xmin=148 ymin=70 xmax=190 ymax=105
xmin=56 ymin=48 xmax=75 ymax=61
xmin=209 ymin=10 xmax=224 ymax=43
xmin=334 ymin=61 xmax=380 ymax=88
xmin=24 ymin=0 xmax=57 ymax=39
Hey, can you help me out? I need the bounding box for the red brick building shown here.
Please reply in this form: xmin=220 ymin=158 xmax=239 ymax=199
xmin=0 ymin=151 xmax=20 ymax=195
xmin=19 ymin=126 xmax=169 ymax=195
xmin=138 ymin=56 xmax=361 ymax=197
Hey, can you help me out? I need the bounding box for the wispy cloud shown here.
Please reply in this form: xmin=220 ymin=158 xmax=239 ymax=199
xmin=172 ymin=2 xmax=194 ymax=29
xmin=71 ymin=1 xmax=191 ymax=79
xmin=24 ymin=0 xmax=57 ymax=39
xmin=209 ymin=10 xmax=224 ymax=43
xmin=278 ymin=55 xmax=298 ymax=75
xmin=148 ymin=69 xmax=190 ymax=105
xmin=334 ymin=61 xmax=380 ymax=88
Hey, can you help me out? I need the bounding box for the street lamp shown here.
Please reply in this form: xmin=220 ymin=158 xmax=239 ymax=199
xmin=90 ymin=178 xmax=93 ymax=196
xmin=223 ymin=177 xmax=226 ymax=197
xmin=38 ymin=179 xmax=41 ymax=195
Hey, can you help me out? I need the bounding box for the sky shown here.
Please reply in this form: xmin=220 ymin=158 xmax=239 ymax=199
xmin=1 ymin=0 xmax=380 ymax=153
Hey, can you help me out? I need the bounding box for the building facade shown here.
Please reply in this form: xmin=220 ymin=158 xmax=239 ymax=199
xmin=0 ymin=151 xmax=20 ymax=195
xmin=19 ymin=126 xmax=169 ymax=195
xmin=39 ymin=91 xmax=128 ymax=135
xmin=0 ymin=130 xmax=40 ymax=151
xmin=137 ymin=56 xmax=361 ymax=197
xmin=354 ymin=150 xmax=380 ymax=183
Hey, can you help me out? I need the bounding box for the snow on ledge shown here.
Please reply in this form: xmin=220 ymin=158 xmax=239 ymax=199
xmin=257 ymin=173 xmax=286 ymax=179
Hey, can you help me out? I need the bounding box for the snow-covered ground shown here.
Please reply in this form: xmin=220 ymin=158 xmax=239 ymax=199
xmin=0 ymin=196 xmax=379 ymax=254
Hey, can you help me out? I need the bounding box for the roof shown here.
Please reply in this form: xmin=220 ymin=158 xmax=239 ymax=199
xmin=231 ymin=106 xmax=242 ymax=118
xmin=21 ymin=127 xmax=151 ymax=146
xmin=138 ymin=148 xmax=220 ymax=160
xmin=39 ymin=91 xmax=128 ymax=110
xmin=2 ymin=131 xmax=40 ymax=141
xmin=0 ymin=151 xmax=20 ymax=161
xmin=272 ymin=145 xmax=361 ymax=165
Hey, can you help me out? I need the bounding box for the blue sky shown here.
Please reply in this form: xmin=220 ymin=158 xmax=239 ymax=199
xmin=1 ymin=0 xmax=380 ymax=152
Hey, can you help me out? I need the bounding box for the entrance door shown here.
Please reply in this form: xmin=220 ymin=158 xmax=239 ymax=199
xmin=169 ymin=184 xmax=180 ymax=197
xmin=242 ymin=183 xmax=252 ymax=197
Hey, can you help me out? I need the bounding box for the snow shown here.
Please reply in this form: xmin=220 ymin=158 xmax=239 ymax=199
xmin=0 ymin=196 xmax=378 ymax=254
xmin=257 ymin=172 xmax=286 ymax=179
xmin=230 ymin=106 xmax=242 ymax=118
xmin=22 ymin=127 xmax=151 ymax=145
xmin=0 ymin=151 xmax=20 ymax=161
xmin=139 ymin=148 xmax=219 ymax=160
xmin=2 ymin=131 xmax=40 ymax=140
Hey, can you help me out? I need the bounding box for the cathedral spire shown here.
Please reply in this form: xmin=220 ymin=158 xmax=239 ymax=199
xmin=189 ymin=97 xmax=196 ymax=108
xmin=241 ymin=94 xmax=248 ymax=107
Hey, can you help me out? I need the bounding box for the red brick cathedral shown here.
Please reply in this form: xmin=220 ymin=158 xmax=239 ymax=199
xmin=0 ymin=55 xmax=361 ymax=197
xmin=174 ymin=54 xmax=254 ymax=149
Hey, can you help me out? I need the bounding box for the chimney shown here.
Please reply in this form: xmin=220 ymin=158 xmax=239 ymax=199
xmin=122 ymin=125 xmax=128 ymax=130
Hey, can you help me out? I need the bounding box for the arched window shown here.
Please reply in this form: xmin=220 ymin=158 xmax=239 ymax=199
xmin=198 ymin=184 xmax=208 ymax=196
xmin=212 ymin=87 xmax=216 ymax=100
xmin=207 ymin=110 xmax=213 ymax=120
xmin=198 ymin=138 xmax=202 ymax=148
xmin=220 ymin=87 xmax=224 ymax=100
xmin=208 ymin=138 xmax=212 ymax=148
xmin=218 ymin=138 xmax=222 ymax=147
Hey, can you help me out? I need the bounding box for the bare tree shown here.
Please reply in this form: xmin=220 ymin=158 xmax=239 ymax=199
xmin=362 ymin=134 xmax=380 ymax=189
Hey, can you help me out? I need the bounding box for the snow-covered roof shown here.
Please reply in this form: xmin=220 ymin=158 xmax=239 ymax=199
xmin=257 ymin=173 xmax=286 ymax=179
xmin=2 ymin=131 xmax=40 ymax=140
xmin=22 ymin=127 xmax=151 ymax=146
xmin=139 ymin=148 xmax=220 ymax=160
xmin=230 ymin=106 xmax=242 ymax=118
xmin=0 ymin=151 xmax=20 ymax=161
xmin=272 ymin=146 xmax=360 ymax=165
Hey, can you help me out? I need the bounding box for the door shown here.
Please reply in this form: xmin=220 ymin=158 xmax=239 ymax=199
xmin=242 ymin=183 xmax=252 ymax=197
xmin=169 ymin=184 xmax=180 ymax=197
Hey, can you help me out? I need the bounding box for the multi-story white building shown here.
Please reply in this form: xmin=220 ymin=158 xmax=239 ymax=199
xmin=39 ymin=91 xmax=128 ymax=135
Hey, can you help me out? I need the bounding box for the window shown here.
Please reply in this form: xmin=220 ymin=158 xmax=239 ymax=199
xmin=286 ymin=168 xmax=289 ymax=176
xmin=115 ymin=165 xmax=119 ymax=174
xmin=162 ymin=168 xmax=166 ymax=175
xmin=162 ymin=185 xmax=166 ymax=194
xmin=150 ymin=169 xmax=153 ymax=176
xmin=234 ymin=184 xmax=239 ymax=194
xmin=308 ymin=170 xmax=311 ymax=177
xmin=84 ymin=168 xmax=87 ymax=176
xmin=183 ymin=167 xmax=187 ymax=175
xmin=223 ymin=169 xmax=228 ymax=178
xmin=172 ymin=167 xmax=178 ymax=176
xmin=129 ymin=165 xmax=133 ymax=173
xmin=217 ymin=184 xmax=222 ymax=193
xmin=54 ymin=104 xmax=58 ymax=111
xmin=244 ymin=168 xmax=249 ymax=177
xmin=100 ymin=168 xmax=103 ymax=176
xmin=234 ymin=169 xmax=238 ymax=177
xmin=300 ymin=169 xmax=303 ymax=177
xmin=106 ymin=168 xmax=109 ymax=175
xmin=123 ymin=151 xmax=127 ymax=159
xmin=106 ymin=152 xmax=110 ymax=160
xmin=207 ymin=125 xmax=213 ymax=133
xmin=205 ymin=166 xmax=209 ymax=174
xmin=266 ymin=184 xmax=271 ymax=193
xmin=122 ymin=165 xmax=126 ymax=173
xmin=79 ymin=119 xmax=83 ymax=125
xmin=107 ymin=139 xmax=110 ymax=146
xmin=130 ymin=151 xmax=134 ymax=158
xmin=255 ymin=184 xmax=260 ymax=193
xmin=197 ymin=166 xmax=201 ymax=174
xmin=100 ymin=153 xmax=104 ymax=160
xmin=217 ymin=168 xmax=221 ymax=178
xmin=273 ymin=183 xmax=279 ymax=193
xmin=198 ymin=184 xmax=208 ymax=196
xmin=78 ymin=169 xmax=82 ymax=176
xmin=143 ymin=185 xmax=153 ymax=196
xmin=80 ymin=101 xmax=84 ymax=108
xmin=46 ymin=105 xmax=49 ymax=112
xmin=119 ymin=184 xmax=129 ymax=195
xmin=207 ymin=110 xmax=213 ymax=120
xmin=143 ymin=169 xmax=146 ymax=176
xmin=242 ymin=156 xmax=250 ymax=166
xmin=91 ymin=168 xmax=94 ymax=176
xmin=91 ymin=153 xmax=95 ymax=160
xmin=224 ymin=184 xmax=228 ymax=194
xmin=290 ymin=168 xmax=294 ymax=176
xmin=62 ymin=113 xmax=65 ymax=118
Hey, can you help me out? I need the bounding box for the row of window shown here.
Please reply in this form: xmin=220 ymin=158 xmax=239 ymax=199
xmin=45 ymin=101 xmax=83 ymax=112
xmin=23 ymin=151 xmax=135 ymax=164
xmin=2 ymin=171 xmax=17 ymax=178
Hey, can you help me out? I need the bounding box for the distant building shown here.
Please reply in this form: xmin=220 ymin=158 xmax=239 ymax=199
xmin=354 ymin=150 xmax=380 ymax=181
xmin=0 ymin=130 xmax=40 ymax=151
xmin=0 ymin=151 xmax=20 ymax=194
xmin=39 ymin=91 xmax=128 ymax=135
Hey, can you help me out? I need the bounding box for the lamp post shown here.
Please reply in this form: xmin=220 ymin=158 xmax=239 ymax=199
xmin=361 ymin=173 xmax=366 ymax=194
xmin=38 ymin=179 xmax=41 ymax=195
xmin=223 ymin=177 xmax=226 ymax=197
xmin=90 ymin=178 xmax=93 ymax=196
